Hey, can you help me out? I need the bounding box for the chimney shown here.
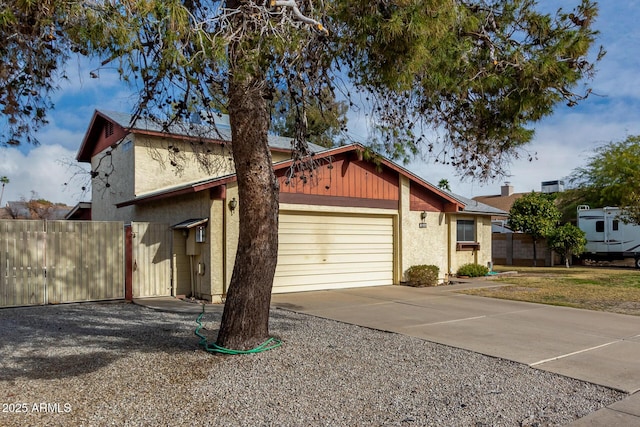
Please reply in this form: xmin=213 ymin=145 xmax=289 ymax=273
xmin=501 ymin=182 xmax=514 ymax=197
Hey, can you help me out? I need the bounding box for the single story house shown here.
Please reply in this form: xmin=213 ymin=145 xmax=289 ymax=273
xmin=76 ymin=110 xmax=502 ymax=301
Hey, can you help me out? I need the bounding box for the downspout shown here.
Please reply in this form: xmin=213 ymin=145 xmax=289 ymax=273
xmin=189 ymin=255 xmax=195 ymax=298
xmin=447 ymin=214 xmax=452 ymax=281
xmin=170 ymin=230 xmax=174 ymax=296
xmin=222 ymin=196 xmax=228 ymax=297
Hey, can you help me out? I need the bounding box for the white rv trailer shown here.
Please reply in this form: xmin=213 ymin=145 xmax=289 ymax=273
xmin=577 ymin=205 xmax=640 ymax=268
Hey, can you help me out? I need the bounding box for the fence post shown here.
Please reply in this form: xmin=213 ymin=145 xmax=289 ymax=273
xmin=125 ymin=224 xmax=133 ymax=301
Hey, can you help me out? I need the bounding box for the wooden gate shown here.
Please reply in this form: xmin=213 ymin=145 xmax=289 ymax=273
xmin=0 ymin=220 xmax=124 ymax=307
xmin=130 ymin=222 xmax=172 ymax=298
xmin=47 ymin=221 xmax=124 ymax=303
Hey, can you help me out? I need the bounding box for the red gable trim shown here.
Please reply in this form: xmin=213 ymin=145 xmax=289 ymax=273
xmin=77 ymin=110 xmax=231 ymax=163
xmin=77 ymin=111 xmax=127 ymax=162
xmin=271 ymin=144 xmax=462 ymax=210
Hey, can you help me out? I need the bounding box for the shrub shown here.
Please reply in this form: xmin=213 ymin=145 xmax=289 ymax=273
xmin=405 ymin=265 xmax=439 ymax=287
xmin=456 ymin=263 xmax=489 ymax=278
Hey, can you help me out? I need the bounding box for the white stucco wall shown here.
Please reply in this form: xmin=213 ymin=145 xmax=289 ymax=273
xmin=398 ymin=176 xmax=450 ymax=282
xmin=91 ymin=136 xmax=136 ymax=222
xmin=134 ymin=136 xmax=235 ymax=195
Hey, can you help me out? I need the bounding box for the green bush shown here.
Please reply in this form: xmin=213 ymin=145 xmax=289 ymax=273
xmin=405 ymin=265 xmax=439 ymax=287
xmin=456 ymin=263 xmax=489 ymax=278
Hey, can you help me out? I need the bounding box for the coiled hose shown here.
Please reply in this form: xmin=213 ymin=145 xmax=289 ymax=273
xmin=194 ymin=305 xmax=282 ymax=355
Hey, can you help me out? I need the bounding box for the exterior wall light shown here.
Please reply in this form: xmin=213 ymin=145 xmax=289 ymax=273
xmin=419 ymin=211 xmax=427 ymax=228
xmin=228 ymin=197 xmax=237 ymax=212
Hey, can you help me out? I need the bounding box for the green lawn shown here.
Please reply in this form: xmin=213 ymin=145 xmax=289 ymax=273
xmin=461 ymin=266 xmax=640 ymax=316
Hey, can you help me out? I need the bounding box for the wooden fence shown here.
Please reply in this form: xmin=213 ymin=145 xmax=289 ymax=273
xmin=492 ymin=233 xmax=556 ymax=267
xmin=0 ymin=220 xmax=124 ymax=307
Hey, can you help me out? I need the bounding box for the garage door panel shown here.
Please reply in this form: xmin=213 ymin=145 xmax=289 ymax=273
xmin=274 ymin=212 xmax=394 ymax=293
xmin=278 ymin=242 xmax=393 ymax=252
xmin=280 ymin=215 xmax=390 ymax=225
xmin=278 ymin=224 xmax=392 ymax=234
xmin=276 ymin=253 xmax=393 ymax=267
xmin=274 ymin=269 xmax=394 ymax=288
xmin=274 ymin=277 xmax=393 ymax=293
xmin=278 ymin=245 xmax=392 ymax=256
xmin=279 ymin=233 xmax=392 ymax=245
xmin=276 ymin=260 xmax=394 ymax=275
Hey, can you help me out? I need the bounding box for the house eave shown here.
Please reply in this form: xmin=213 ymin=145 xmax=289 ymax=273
xmin=115 ymin=174 xmax=237 ymax=208
xmin=172 ymin=218 xmax=209 ymax=229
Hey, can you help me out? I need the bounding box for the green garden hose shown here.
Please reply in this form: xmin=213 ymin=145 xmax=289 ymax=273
xmin=194 ymin=305 xmax=282 ymax=355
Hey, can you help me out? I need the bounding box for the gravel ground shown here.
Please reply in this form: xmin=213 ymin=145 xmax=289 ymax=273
xmin=0 ymin=302 xmax=625 ymax=426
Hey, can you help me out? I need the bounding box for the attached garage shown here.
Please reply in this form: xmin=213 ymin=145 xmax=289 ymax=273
xmin=273 ymin=211 xmax=395 ymax=293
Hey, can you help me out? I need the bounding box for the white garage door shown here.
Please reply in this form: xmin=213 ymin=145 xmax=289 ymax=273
xmin=273 ymin=212 xmax=394 ymax=293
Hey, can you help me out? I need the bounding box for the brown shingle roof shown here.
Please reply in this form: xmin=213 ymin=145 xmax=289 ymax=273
xmin=472 ymin=192 xmax=528 ymax=219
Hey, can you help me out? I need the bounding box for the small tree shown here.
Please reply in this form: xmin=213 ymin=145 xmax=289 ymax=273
xmin=546 ymin=224 xmax=586 ymax=268
xmin=508 ymin=192 xmax=561 ymax=267
xmin=559 ymin=135 xmax=640 ymax=223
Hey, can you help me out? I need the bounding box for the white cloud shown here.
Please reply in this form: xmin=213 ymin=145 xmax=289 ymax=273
xmin=408 ymin=98 xmax=640 ymax=199
xmin=0 ymin=145 xmax=89 ymax=206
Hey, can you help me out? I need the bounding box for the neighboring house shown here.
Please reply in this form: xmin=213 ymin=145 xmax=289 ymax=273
xmin=65 ymin=202 xmax=92 ymax=220
xmin=76 ymin=109 xmax=499 ymax=301
xmin=473 ymin=182 xmax=524 ymax=232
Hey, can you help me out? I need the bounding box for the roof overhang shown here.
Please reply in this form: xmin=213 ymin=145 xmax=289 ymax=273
xmin=172 ymin=218 xmax=209 ymax=229
xmin=115 ymin=174 xmax=236 ymax=208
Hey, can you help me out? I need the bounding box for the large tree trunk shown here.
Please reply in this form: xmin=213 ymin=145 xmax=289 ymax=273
xmin=215 ymin=73 xmax=280 ymax=350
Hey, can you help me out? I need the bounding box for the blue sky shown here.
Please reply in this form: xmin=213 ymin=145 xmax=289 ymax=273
xmin=1 ymin=1 xmax=639 ymax=206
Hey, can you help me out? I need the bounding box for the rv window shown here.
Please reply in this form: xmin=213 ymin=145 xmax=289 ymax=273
xmin=612 ymin=220 xmax=619 ymax=231
xmin=596 ymin=221 xmax=604 ymax=232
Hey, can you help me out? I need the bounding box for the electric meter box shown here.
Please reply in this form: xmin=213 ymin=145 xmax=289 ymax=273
xmin=195 ymin=225 xmax=206 ymax=243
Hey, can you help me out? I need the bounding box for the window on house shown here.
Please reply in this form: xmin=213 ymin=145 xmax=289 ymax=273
xmin=457 ymin=219 xmax=475 ymax=242
xmin=596 ymin=221 xmax=604 ymax=232
xmin=612 ymin=220 xmax=619 ymax=231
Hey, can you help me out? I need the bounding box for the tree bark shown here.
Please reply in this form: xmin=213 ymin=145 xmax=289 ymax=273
xmin=215 ymin=72 xmax=280 ymax=350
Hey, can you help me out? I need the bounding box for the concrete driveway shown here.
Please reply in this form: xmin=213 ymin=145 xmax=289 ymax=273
xmin=270 ymin=281 xmax=640 ymax=426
